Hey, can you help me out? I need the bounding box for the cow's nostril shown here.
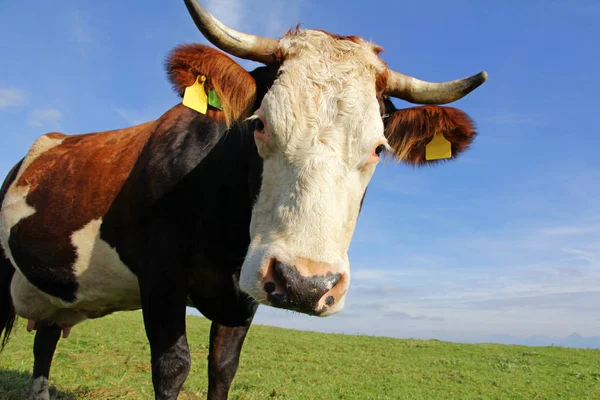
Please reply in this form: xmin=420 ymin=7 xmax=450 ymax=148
xmin=263 ymin=281 xmax=276 ymax=294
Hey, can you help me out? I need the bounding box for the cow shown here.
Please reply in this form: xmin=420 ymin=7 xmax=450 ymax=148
xmin=0 ymin=1 xmax=487 ymax=399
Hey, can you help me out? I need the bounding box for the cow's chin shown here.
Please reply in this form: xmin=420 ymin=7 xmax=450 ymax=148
xmin=239 ymin=245 xmax=351 ymax=317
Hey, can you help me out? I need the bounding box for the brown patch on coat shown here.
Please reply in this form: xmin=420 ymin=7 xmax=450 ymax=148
xmin=12 ymin=120 xmax=158 ymax=271
xmin=165 ymin=44 xmax=257 ymax=127
xmin=384 ymin=105 xmax=477 ymax=165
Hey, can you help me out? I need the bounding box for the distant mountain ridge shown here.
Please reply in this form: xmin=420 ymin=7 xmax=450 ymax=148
xmin=475 ymin=333 xmax=600 ymax=349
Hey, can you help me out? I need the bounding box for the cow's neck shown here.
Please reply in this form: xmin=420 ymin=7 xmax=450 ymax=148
xmin=143 ymin=105 xmax=262 ymax=264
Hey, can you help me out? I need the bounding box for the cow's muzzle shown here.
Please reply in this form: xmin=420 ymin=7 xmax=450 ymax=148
xmin=262 ymin=258 xmax=348 ymax=316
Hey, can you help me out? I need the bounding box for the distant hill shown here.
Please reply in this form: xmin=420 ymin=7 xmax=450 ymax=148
xmin=477 ymin=332 xmax=600 ymax=349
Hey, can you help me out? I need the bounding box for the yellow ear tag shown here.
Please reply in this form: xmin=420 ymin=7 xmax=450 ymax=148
xmin=183 ymin=76 xmax=208 ymax=114
xmin=425 ymin=133 xmax=452 ymax=160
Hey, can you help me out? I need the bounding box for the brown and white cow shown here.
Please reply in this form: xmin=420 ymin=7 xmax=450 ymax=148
xmin=0 ymin=1 xmax=487 ymax=399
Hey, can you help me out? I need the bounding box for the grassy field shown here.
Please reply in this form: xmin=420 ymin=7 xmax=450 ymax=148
xmin=0 ymin=312 xmax=599 ymax=399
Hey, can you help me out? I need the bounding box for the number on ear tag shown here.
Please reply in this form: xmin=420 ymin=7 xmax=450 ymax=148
xmin=425 ymin=133 xmax=452 ymax=160
xmin=183 ymin=76 xmax=208 ymax=114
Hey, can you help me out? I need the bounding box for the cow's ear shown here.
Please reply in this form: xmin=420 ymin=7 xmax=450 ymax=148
xmin=166 ymin=44 xmax=257 ymax=127
xmin=383 ymin=104 xmax=477 ymax=166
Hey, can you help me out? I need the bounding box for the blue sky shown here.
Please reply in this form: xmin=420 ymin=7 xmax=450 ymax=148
xmin=1 ymin=0 xmax=599 ymax=342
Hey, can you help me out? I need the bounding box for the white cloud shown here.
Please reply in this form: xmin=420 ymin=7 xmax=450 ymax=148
xmin=27 ymin=108 xmax=63 ymax=128
xmin=201 ymin=0 xmax=305 ymax=70
xmin=254 ymin=0 xmax=305 ymax=38
xmin=204 ymin=0 xmax=244 ymax=30
xmin=238 ymin=216 xmax=600 ymax=341
xmin=331 ymin=159 xmax=600 ymax=340
xmin=0 ymin=87 xmax=25 ymax=110
xmin=204 ymin=0 xmax=303 ymax=37
xmin=114 ymin=107 xmax=150 ymax=126
xmin=539 ymin=225 xmax=600 ymax=236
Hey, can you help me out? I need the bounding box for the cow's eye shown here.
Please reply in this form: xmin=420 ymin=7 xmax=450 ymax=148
xmin=375 ymin=144 xmax=385 ymax=156
xmin=253 ymin=118 xmax=265 ymax=133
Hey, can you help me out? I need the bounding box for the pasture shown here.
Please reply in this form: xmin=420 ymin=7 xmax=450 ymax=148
xmin=0 ymin=312 xmax=598 ymax=399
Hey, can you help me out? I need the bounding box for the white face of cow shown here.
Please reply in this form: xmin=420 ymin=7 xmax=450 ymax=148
xmin=185 ymin=0 xmax=486 ymax=316
xmin=239 ymin=31 xmax=389 ymax=316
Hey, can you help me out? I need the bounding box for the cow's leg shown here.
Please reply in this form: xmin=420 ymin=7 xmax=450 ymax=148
xmin=139 ymin=223 xmax=191 ymax=400
xmin=141 ymin=283 xmax=190 ymax=400
xmin=207 ymin=321 xmax=253 ymax=400
xmin=140 ymin=278 xmax=190 ymax=400
xmin=30 ymin=323 xmax=61 ymax=400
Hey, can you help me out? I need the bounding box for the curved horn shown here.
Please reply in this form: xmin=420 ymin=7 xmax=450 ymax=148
xmin=183 ymin=0 xmax=279 ymax=65
xmin=386 ymin=70 xmax=488 ymax=104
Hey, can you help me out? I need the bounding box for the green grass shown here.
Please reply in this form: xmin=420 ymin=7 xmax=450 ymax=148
xmin=1 ymin=312 xmax=599 ymax=399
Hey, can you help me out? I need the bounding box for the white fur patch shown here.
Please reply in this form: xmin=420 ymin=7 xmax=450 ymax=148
xmin=30 ymin=376 xmax=49 ymax=400
xmin=11 ymin=269 xmax=84 ymax=327
xmin=0 ymin=185 xmax=35 ymax=264
xmin=10 ymin=218 xmax=141 ymax=325
xmin=0 ymin=134 xmax=64 ymax=270
xmin=70 ymin=219 xmax=141 ymax=313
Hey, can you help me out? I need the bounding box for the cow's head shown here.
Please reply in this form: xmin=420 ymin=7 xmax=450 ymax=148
xmin=180 ymin=0 xmax=487 ymax=316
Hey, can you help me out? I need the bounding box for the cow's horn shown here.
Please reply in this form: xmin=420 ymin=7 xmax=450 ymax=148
xmin=184 ymin=0 xmax=278 ymax=65
xmin=386 ymin=69 xmax=488 ymax=104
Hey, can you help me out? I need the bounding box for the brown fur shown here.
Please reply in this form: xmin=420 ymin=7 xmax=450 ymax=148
xmin=284 ymin=24 xmax=303 ymax=38
xmin=13 ymin=121 xmax=158 ymax=267
xmin=384 ymin=105 xmax=477 ymax=166
xmin=166 ymin=44 xmax=257 ymax=127
xmin=375 ymin=71 xmax=388 ymax=98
